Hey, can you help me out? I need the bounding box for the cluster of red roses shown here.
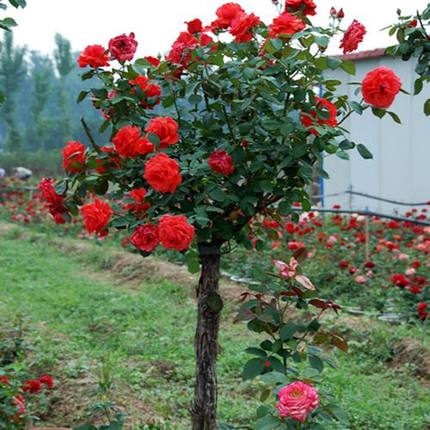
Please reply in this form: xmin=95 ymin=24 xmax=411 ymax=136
xmin=0 ymin=374 xmax=54 ymax=418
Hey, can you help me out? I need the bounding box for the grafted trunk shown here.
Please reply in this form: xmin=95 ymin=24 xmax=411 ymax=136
xmin=191 ymin=242 xmax=223 ymax=430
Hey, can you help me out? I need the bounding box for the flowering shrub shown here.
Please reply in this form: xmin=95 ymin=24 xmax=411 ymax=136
xmin=387 ymin=3 xmax=430 ymax=115
xmin=0 ymin=371 xmax=54 ymax=429
xmin=37 ymin=0 xmax=405 ymax=428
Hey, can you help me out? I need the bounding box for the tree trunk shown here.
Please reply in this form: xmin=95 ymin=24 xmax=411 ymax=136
xmin=192 ymin=242 xmax=223 ymax=430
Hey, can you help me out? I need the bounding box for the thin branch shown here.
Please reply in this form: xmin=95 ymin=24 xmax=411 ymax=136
xmin=80 ymin=117 xmax=101 ymax=153
xmin=222 ymin=105 xmax=238 ymax=144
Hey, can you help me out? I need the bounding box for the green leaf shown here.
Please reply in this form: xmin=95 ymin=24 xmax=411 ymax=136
xmin=336 ymin=151 xmax=349 ymax=160
xmin=209 ymin=186 xmax=228 ymax=202
xmin=340 ymin=60 xmax=356 ymax=75
xmin=280 ymin=322 xmax=297 ymax=341
xmin=0 ymin=17 xmax=17 ymax=28
xmin=245 ymin=347 xmax=267 ymax=358
xmin=314 ymin=57 xmax=328 ymax=71
xmin=206 ymin=292 xmax=223 ymax=313
xmin=189 ymin=94 xmax=203 ymax=105
xmin=242 ymin=357 xmax=265 ymax=381
xmin=371 ymin=107 xmax=386 ymax=118
xmin=387 ymin=111 xmax=401 ymax=124
xmin=357 ymin=143 xmax=373 ymax=159
xmin=147 ymin=133 xmax=160 ymax=146
xmin=9 ymin=0 xmax=27 ymax=8
xmin=185 ymin=250 xmax=200 ymax=274
xmin=424 ymin=98 xmax=430 ymax=116
xmin=327 ymin=57 xmax=342 ymax=70
xmin=77 ymin=90 xmax=89 ymax=103
xmin=414 ymin=78 xmax=424 ymax=95
xmin=350 ymin=101 xmax=363 ymax=114
xmin=309 ymin=355 xmax=324 ymax=372
xmin=255 ymin=415 xmax=281 ymax=430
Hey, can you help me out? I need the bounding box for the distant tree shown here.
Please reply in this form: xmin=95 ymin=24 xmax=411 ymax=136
xmin=0 ymin=0 xmax=27 ymax=105
xmin=0 ymin=31 xmax=26 ymax=151
xmin=29 ymin=51 xmax=56 ymax=150
xmin=54 ymin=33 xmax=75 ymax=140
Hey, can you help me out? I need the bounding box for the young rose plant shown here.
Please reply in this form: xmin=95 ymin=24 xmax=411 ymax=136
xmin=0 ymin=371 xmax=54 ymax=429
xmin=237 ymin=249 xmax=347 ymax=430
xmin=41 ymin=1 xmax=402 ymax=428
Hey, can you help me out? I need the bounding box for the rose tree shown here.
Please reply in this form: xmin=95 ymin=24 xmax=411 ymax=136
xmin=41 ymin=1 xmax=403 ymax=428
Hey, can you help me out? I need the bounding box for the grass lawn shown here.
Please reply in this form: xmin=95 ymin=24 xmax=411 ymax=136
xmin=0 ymin=223 xmax=429 ymax=429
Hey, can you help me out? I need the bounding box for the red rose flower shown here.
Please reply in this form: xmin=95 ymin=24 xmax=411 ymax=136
xmin=269 ymin=12 xmax=305 ymax=39
xmin=208 ymin=150 xmax=235 ymax=176
xmin=288 ymin=240 xmax=305 ymax=251
xmin=362 ymin=67 xmax=402 ymax=109
xmin=0 ymin=375 xmax=9 ymax=385
xmin=108 ymin=32 xmax=138 ymax=62
xmin=123 ymin=188 xmax=151 ymax=213
xmin=145 ymin=56 xmax=161 ymax=67
xmin=112 ymin=125 xmax=154 ymax=158
xmin=167 ymin=31 xmax=199 ymax=67
xmin=301 ymin=97 xmax=338 ymax=134
xmin=62 ymin=141 xmax=86 ymax=173
xmin=130 ymin=224 xmax=160 ymax=252
xmin=39 ymin=375 xmax=54 ymax=389
xmin=340 ymin=20 xmax=366 ymax=54
xmin=23 ymin=379 xmax=42 ymax=394
xmin=390 ymin=273 xmax=410 ymax=287
xmin=144 ymin=153 xmax=182 ymax=193
xmin=81 ymin=198 xmax=112 ymax=237
xmin=339 ymin=260 xmax=349 ymax=269
xmin=145 ymin=117 xmax=179 ymax=149
xmin=187 ymin=18 xmax=203 ymax=34
xmin=285 ymin=0 xmax=317 ymax=16
xmin=230 ymin=13 xmax=261 ymax=43
xmin=129 ymin=76 xmax=161 ymax=108
xmin=211 ymin=3 xmax=245 ymax=30
xmin=159 ymin=214 xmax=195 ymax=251
xmin=77 ymin=45 xmax=109 ymax=68
xmin=417 ymin=302 xmax=429 ymax=320
xmin=167 ymin=31 xmax=214 ymax=68
xmin=38 ymin=178 xmax=68 ymax=224
xmin=38 ymin=178 xmax=64 ymax=208
xmin=337 ymin=8 xmax=345 ymax=19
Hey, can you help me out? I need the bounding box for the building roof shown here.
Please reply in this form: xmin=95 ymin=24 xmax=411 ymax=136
xmin=338 ymin=48 xmax=387 ymax=62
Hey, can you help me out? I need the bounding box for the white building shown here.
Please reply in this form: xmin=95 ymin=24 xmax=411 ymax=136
xmin=322 ymin=49 xmax=430 ymax=213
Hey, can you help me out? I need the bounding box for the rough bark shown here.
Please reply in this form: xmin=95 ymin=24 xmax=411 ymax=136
xmin=191 ymin=242 xmax=223 ymax=430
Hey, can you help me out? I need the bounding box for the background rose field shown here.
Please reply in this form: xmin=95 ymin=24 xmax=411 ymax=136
xmin=1 ymin=176 xmax=430 ymax=429
xmin=1 ymin=0 xmax=430 ymax=429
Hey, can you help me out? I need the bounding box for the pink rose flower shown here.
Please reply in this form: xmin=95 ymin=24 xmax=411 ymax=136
xmin=277 ymin=381 xmax=319 ymax=422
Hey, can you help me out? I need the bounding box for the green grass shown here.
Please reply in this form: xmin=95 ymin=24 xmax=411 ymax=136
xmin=0 ymin=225 xmax=429 ymax=429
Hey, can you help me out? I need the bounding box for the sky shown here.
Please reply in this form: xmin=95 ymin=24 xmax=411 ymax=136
xmin=6 ymin=0 xmax=430 ymax=57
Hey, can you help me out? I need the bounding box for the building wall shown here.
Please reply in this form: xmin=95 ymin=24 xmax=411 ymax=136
xmin=322 ymin=56 xmax=430 ymax=213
